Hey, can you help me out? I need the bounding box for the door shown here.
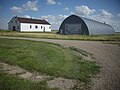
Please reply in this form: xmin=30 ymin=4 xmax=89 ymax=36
xmin=13 ymin=26 xmax=16 ymax=31
xmin=65 ymin=24 xmax=81 ymax=34
xmin=43 ymin=27 xmax=45 ymax=32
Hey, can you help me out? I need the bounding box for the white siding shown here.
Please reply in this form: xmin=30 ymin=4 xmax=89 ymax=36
xmin=8 ymin=17 xmax=51 ymax=32
xmin=8 ymin=17 xmax=20 ymax=31
xmin=20 ymin=23 xmax=51 ymax=32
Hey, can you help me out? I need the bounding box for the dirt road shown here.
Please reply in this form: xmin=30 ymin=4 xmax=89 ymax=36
xmin=0 ymin=36 xmax=120 ymax=90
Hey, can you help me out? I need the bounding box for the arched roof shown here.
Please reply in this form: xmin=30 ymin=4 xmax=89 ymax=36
xmin=80 ymin=16 xmax=115 ymax=35
xmin=59 ymin=15 xmax=115 ymax=35
xmin=59 ymin=15 xmax=89 ymax=35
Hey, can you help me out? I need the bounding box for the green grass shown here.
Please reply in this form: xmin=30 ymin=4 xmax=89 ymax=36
xmin=0 ymin=30 xmax=120 ymax=41
xmin=0 ymin=38 xmax=100 ymax=83
xmin=51 ymin=30 xmax=58 ymax=33
xmin=0 ymin=71 xmax=56 ymax=90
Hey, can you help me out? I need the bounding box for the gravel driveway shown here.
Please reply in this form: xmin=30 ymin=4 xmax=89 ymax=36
xmin=0 ymin=36 xmax=120 ymax=90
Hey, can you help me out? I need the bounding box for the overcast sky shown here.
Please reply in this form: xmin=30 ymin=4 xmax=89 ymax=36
xmin=0 ymin=0 xmax=120 ymax=32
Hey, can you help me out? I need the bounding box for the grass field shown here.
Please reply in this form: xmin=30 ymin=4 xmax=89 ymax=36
xmin=0 ymin=30 xmax=120 ymax=41
xmin=0 ymin=38 xmax=100 ymax=85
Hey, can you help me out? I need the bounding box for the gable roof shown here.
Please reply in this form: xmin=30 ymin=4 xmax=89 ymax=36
xmin=15 ymin=17 xmax=51 ymax=25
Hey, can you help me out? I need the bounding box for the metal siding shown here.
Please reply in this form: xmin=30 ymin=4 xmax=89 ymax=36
xmin=81 ymin=17 xmax=115 ymax=35
xmin=59 ymin=15 xmax=115 ymax=35
xmin=59 ymin=15 xmax=89 ymax=35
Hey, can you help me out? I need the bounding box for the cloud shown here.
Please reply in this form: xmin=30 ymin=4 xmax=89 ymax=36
xmin=90 ymin=10 xmax=114 ymax=23
xmin=46 ymin=0 xmax=61 ymax=5
xmin=41 ymin=15 xmax=68 ymax=29
xmin=117 ymin=13 xmax=120 ymax=17
xmin=10 ymin=6 xmax=23 ymax=13
xmin=58 ymin=2 xmax=61 ymax=5
xmin=23 ymin=1 xmax=38 ymax=11
xmin=10 ymin=0 xmax=38 ymax=13
xmin=0 ymin=19 xmax=8 ymax=30
xmin=23 ymin=15 xmax=31 ymax=18
xmin=74 ymin=5 xmax=95 ymax=17
xmin=63 ymin=7 xmax=69 ymax=11
xmin=47 ymin=0 xmax=56 ymax=5
xmin=99 ymin=9 xmax=113 ymax=19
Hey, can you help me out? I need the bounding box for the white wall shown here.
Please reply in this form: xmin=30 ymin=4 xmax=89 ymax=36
xmin=20 ymin=23 xmax=51 ymax=32
xmin=8 ymin=17 xmax=20 ymax=31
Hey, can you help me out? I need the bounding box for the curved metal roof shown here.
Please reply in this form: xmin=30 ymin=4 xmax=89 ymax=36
xmin=59 ymin=15 xmax=115 ymax=35
xmin=80 ymin=16 xmax=115 ymax=35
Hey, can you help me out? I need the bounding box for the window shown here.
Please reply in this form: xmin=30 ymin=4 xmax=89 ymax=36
xmin=49 ymin=26 xmax=51 ymax=29
xmin=35 ymin=26 xmax=38 ymax=29
xmin=11 ymin=21 xmax=13 ymax=23
xmin=30 ymin=25 xmax=32 ymax=29
xmin=15 ymin=21 xmax=17 ymax=24
xmin=41 ymin=26 xmax=42 ymax=29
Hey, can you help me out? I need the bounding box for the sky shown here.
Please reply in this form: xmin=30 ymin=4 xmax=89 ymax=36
xmin=0 ymin=0 xmax=120 ymax=32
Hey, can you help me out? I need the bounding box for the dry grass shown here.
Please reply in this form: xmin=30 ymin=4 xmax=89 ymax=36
xmin=0 ymin=30 xmax=120 ymax=41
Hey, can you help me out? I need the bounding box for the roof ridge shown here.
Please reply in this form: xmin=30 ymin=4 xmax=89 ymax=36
xmin=16 ymin=17 xmax=45 ymax=21
xmin=14 ymin=16 xmax=51 ymax=25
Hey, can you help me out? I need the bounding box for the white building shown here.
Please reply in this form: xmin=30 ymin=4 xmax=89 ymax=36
xmin=8 ymin=16 xmax=51 ymax=32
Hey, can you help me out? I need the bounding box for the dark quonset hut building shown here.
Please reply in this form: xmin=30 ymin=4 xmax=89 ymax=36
xmin=59 ymin=15 xmax=115 ymax=35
